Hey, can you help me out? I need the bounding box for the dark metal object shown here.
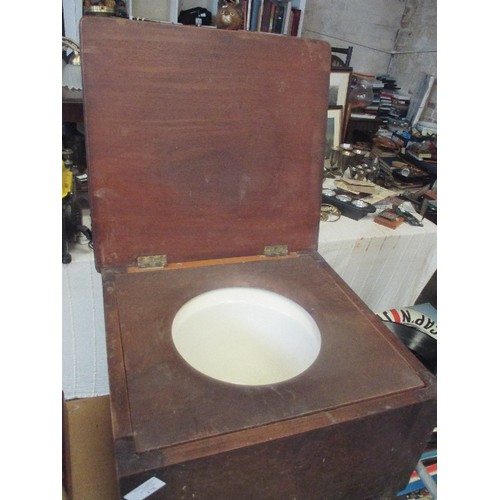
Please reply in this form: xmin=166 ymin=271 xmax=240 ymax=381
xmin=263 ymin=244 xmax=288 ymax=257
xmin=322 ymin=191 xmax=376 ymax=221
xmin=137 ymin=255 xmax=167 ymax=269
xmin=394 ymin=206 xmax=424 ymax=227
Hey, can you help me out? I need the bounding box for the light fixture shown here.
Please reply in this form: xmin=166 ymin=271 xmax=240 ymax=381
xmin=62 ymin=37 xmax=82 ymax=91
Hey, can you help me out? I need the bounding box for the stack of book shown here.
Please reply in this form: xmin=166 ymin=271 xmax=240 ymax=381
xmin=389 ymin=93 xmax=411 ymax=119
xmin=236 ymin=0 xmax=302 ymax=35
xmin=377 ymin=74 xmax=400 ymax=91
xmin=378 ymin=90 xmax=394 ymax=118
xmin=347 ymin=74 xmax=412 ymax=124
xmin=365 ymin=79 xmax=385 ymax=116
xmin=374 ymin=75 xmax=411 ymax=119
xmin=375 ymin=75 xmax=398 ymax=118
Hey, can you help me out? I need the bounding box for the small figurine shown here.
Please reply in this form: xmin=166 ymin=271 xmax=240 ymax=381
xmin=215 ymin=1 xmax=242 ymax=30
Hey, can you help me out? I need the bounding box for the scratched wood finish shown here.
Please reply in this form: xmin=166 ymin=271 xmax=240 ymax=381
xmin=112 ymin=253 xmax=425 ymax=453
xmin=117 ymin=401 xmax=436 ymax=500
xmin=103 ymin=252 xmax=436 ymax=499
xmin=81 ymin=17 xmax=330 ymax=271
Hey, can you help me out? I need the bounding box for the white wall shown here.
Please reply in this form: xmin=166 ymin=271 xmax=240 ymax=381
xmin=63 ymin=0 xmax=83 ymax=44
xmin=389 ymin=0 xmax=437 ymax=122
xmin=302 ymin=0 xmax=437 ymax=121
xmin=302 ymin=0 xmax=407 ymax=75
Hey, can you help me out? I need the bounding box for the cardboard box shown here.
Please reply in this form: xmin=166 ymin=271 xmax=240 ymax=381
xmin=64 ymin=396 xmax=119 ymax=500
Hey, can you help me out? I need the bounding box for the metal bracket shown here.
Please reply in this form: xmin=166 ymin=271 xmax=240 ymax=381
xmin=263 ymin=245 xmax=288 ymax=257
xmin=137 ymin=255 xmax=168 ymax=269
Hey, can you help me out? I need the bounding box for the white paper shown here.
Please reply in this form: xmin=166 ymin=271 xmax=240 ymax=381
xmin=124 ymin=477 xmax=166 ymax=500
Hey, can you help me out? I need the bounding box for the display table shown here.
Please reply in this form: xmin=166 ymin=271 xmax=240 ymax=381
xmin=62 ymin=213 xmax=437 ymax=399
xmin=62 ymin=236 xmax=108 ymax=399
xmin=318 ymin=213 xmax=437 ymax=312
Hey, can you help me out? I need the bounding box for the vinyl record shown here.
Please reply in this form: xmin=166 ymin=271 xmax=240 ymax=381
xmin=383 ymin=322 xmax=436 ymax=375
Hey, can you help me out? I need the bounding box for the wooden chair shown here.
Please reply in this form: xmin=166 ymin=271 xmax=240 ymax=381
xmin=331 ymin=46 xmax=353 ymax=68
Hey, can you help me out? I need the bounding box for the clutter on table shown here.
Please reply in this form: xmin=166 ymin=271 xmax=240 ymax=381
xmin=322 ymin=119 xmax=437 ymax=225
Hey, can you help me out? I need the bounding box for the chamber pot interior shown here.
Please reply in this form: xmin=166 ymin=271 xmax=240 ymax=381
xmin=172 ymin=287 xmax=322 ymax=386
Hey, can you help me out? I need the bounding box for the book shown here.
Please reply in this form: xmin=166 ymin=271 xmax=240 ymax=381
xmin=282 ymin=0 xmax=292 ymax=34
xmin=271 ymin=0 xmax=285 ymax=33
xmin=249 ymin=0 xmax=261 ymax=30
xmin=256 ymin=0 xmax=264 ymax=30
xmin=289 ymin=7 xmax=301 ymax=36
xmin=388 ymin=92 xmax=411 ymax=119
xmin=267 ymin=1 xmax=275 ymax=31
xmin=245 ymin=0 xmax=252 ymax=30
xmin=242 ymin=0 xmax=249 ymax=29
xmin=375 ymin=213 xmax=405 ymax=230
xmin=260 ymin=0 xmax=272 ymax=32
xmin=350 ymin=112 xmax=377 ymax=120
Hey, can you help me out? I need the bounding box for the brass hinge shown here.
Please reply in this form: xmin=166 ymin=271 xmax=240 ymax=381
xmin=263 ymin=245 xmax=288 ymax=257
xmin=137 ymin=254 xmax=168 ymax=269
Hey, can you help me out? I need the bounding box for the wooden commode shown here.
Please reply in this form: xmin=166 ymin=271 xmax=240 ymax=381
xmin=81 ymin=17 xmax=436 ymax=499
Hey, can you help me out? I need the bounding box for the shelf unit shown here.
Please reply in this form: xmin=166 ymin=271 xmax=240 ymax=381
xmin=127 ymin=0 xmax=306 ymax=36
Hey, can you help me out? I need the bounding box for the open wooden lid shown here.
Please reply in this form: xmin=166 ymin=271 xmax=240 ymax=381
xmin=81 ymin=17 xmax=331 ymax=271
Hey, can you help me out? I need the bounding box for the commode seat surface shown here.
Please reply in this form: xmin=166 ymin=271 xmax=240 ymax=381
xmin=109 ymin=252 xmax=424 ymax=454
xmin=171 ymin=286 xmax=322 ymax=386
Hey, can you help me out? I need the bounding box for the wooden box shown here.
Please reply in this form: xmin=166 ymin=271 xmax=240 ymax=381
xmin=81 ymin=17 xmax=436 ymax=499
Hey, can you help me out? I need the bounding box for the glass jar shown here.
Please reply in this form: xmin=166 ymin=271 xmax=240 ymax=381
xmin=348 ymin=79 xmax=374 ymax=109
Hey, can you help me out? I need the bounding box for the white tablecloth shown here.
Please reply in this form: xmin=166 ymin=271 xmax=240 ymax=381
xmin=318 ymin=213 xmax=437 ymax=312
xmin=62 ymin=213 xmax=437 ymax=399
xmin=62 ymin=240 xmax=108 ymax=400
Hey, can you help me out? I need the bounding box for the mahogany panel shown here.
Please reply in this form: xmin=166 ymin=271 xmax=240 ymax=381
xmin=116 ymin=399 xmax=436 ymax=500
xmin=81 ymin=17 xmax=331 ymax=271
xmin=108 ymin=252 xmax=427 ymax=454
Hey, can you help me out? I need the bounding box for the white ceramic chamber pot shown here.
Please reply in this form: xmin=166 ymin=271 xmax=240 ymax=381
xmin=172 ymin=287 xmax=322 ymax=386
